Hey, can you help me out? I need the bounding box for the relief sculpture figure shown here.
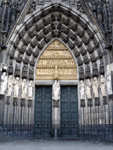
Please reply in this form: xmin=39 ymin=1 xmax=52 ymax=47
xmin=86 ymin=79 xmax=92 ymax=99
xmin=7 ymin=75 xmax=13 ymax=97
xmin=0 ymin=71 xmax=8 ymax=95
xmin=100 ymin=75 xmax=106 ymax=97
xmin=28 ymin=80 xmax=34 ymax=100
xmin=13 ymin=77 xmax=20 ymax=98
xmin=21 ymin=79 xmax=27 ymax=99
xmin=92 ymin=77 xmax=99 ymax=98
xmin=106 ymin=72 xmax=112 ymax=95
xmin=52 ymin=80 xmax=60 ymax=108
xmin=79 ymin=80 xmax=85 ymax=100
xmin=106 ymin=65 xmax=112 ymax=95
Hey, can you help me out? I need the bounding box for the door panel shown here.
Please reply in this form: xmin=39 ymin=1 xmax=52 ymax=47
xmin=34 ymin=86 xmax=52 ymax=138
xmin=61 ymin=86 xmax=78 ymax=138
xmin=35 ymin=85 xmax=78 ymax=139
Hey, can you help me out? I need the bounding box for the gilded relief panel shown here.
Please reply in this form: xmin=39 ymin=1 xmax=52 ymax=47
xmin=36 ymin=40 xmax=77 ymax=80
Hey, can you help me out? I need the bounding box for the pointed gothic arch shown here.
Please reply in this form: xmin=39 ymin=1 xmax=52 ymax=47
xmin=6 ymin=3 xmax=106 ymax=81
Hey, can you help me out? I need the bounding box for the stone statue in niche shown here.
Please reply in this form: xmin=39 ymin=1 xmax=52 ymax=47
xmin=21 ymin=79 xmax=27 ymax=99
xmin=13 ymin=77 xmax=20 ymax=98
xmin=52 ymin=80 xmax=60 ymax=108
xmin=85 ymin=79 xmax=92 ymax=99
xmin=106 ymin=65 xmax=112 ymax=95
xmin=100 ymin=75 xmax=106 ymax=97
xmin=92 ymin=77 xmax=99 ymax=98
xmin=28 ymin=80 xmax=34 ymax=100
xmin=7 ymin=75 xmax=13 ymax=97
xmin=79 ymin=80 xmax=85 ymax=100
xmin=0 ymin=71 xmax=8 ymax=95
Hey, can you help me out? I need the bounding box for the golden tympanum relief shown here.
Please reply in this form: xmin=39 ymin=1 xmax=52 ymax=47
xmin=36 ymin=40 xmax=77 ymax=80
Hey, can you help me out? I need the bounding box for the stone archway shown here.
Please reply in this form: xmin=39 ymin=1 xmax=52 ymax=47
xmin=0 ymin=3 xmax=111 ymax=139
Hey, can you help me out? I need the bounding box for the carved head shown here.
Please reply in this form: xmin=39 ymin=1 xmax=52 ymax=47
xmin=16 ymin=77 xmax=19 ymax=81
xmin=94 ymin=77 xmax=97 ymax=82
xmin=29 ymin=80 xmax=33 ymax=84
xmin=23 ymin=79 xmax=26 ymax=83
xmin=2 ymin=72 xmax=6 ymax=76
xmin=80 ymin=80 xmax=83 ymax=85
xmin=87 ymin=79 xmax=91 ymax=86
xmin=2 ymin=64 xmax=7 ymax=72
xmin=54 ymin=80 xmax=60 ymax=87
xmin=100 ymin=75 xmax=104 ymax=82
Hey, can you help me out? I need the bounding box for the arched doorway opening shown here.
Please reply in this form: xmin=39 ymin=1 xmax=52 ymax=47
xmin=34 ymin=40 xmax=78 ymax=138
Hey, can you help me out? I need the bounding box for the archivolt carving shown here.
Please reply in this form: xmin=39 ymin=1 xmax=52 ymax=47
xmin=6 ymin=3 xmax=105 ymax=81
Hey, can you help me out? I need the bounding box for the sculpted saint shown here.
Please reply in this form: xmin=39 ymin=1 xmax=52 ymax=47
xmin=0 ymin=72 xmax=8 ymax=95
xmin=13 ymin=77 xmax=20 ymax=98
xmin=79 ymin=80 xmax=85 ymax=100
xmin=106 ymin=65 xmax=112 ymax=95
xmin=21 ymin=79 xmax=27 ymax=99
xmin=100 ymin=75 xmax=106 ymax=97
xmin=7 ymin=75 xmax=13 ymax=97
xmin=106 ymin=72 xmax=112 ymax=95
xmin=86 ymin=79 xmax=92 ymax=99
xmin=92 ymin=77 xmax=99 ymax=98
xmin=52 ymin=80 xmax=60 ymax=100
xmin=28 ymin=80 xmax=34 ymax=99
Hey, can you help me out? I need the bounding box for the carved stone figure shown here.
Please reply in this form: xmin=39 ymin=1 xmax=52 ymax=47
xmin=85 ymin=79 xmax=92 ymax=99
xmin=0 ymin=72 xmax=8 ymax=95
xmin=52 ymin=80 xmax=60 ymax=108
xmin=13 ymin=77 xmax=20 ymax=98
xmin=106 ymin=65 xmax=112 ymax=95
xmin=106 ymin=72 xmax=112 ymax=95
xmin=100 ymin=75 xmax=106 ymax=97
xmin=52 ymin=80 xmax=60 ymax=101
xmin=21 ymin=79 xmax=27 ymax=99
xmin=79 ymin=80 xmax=85 ymax=100
xmin=92 ymin=77 xmax=99 ymax=98
xmin=28 ymin=80 xmax=34 ymax=100
xmin=7 ymin=75 xmax=13 ymax=97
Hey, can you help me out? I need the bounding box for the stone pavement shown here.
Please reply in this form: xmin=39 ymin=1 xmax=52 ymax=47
xmin=0 ymin=139 xmax=113 ymax=150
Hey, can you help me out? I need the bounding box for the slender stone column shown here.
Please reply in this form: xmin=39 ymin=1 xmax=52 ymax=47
xmin=52 ymin=80 xmax=60 ymax=139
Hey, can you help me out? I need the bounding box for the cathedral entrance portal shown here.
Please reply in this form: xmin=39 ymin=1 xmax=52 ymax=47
xmin=34 ymin=40 xmax=78 ymax=138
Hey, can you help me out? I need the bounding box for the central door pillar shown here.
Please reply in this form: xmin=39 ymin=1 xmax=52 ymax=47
xmin=52 ymin=80 xmax=60 ymax=139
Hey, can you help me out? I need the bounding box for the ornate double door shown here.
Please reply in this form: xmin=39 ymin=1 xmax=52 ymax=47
xmin=34 ymin=86 xmax=78 ymax=138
